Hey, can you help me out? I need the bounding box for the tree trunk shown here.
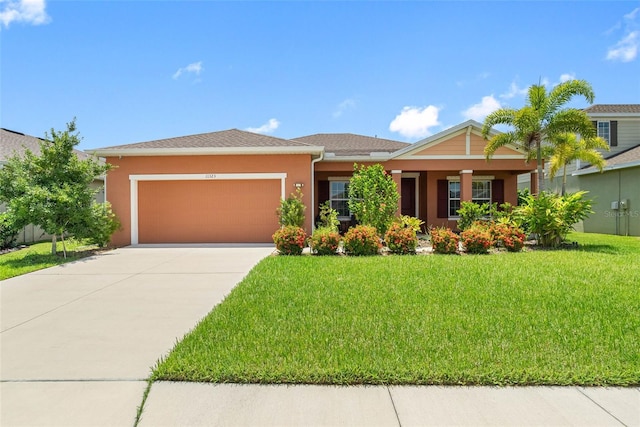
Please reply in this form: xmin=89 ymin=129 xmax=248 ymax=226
xmin=561 ymin=164 xmax=567 ymax=196
xmin=61 ymin=232 xmax=67 ymax=259
xmin=537 ymin=142 xmax=544 ymax=194
xmin=51 ymin=234 xmax=57 ymax=255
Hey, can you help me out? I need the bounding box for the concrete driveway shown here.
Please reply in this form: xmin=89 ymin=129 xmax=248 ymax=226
xmin=0 ymin=245 xmax=274 ymax=426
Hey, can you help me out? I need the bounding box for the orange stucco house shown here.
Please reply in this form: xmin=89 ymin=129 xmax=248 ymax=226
xmin=90 ymin=120 xmax=537 ymax=246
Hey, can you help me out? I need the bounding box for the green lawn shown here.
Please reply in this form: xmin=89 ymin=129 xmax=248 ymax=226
xmin=154 ymin=232 xmax=640 ymax=386
xmin=0 ymin=240 xmax=100 ymax=280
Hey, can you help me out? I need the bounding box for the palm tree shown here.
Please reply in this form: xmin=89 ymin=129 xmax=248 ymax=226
xmin=548 ymin=133 xmax=608 ymax=195
xmin=482 ymin=80 xmax=597 ymax=193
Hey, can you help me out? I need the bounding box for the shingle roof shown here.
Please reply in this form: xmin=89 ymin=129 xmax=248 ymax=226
xmin=583 ymin=104 xmax=640 ymax=114
xmin=603 ymin=144 xmax=640 ymax=166
xmin=1 ymin=128 xmax=90 ymax=161
xmin=292 ymin=133 xmax=409 ymax=156
xmin=575 ymin=143 xmax=640 ymax=175
xmin=96 ymin=129 xmax=315 ymax=150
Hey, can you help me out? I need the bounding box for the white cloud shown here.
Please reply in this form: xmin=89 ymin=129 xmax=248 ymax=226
xmin=500 ymin=81 xmax=528 ymax=99
xmin=389 ymin=105 xmax=441 ymax=139
xmin=606 ymin=7 xmax=639 ymax=63
xmin=172 ymin=61 xmax=203 ymax=80
xmin=332 ymin=98 xmax=356 ymax=118
xmin=462 ymin=95 xmax=501 ymax=122
xmin=606 ymin=31 xmax=639 ymax=62
xmin=559 ymin=73 xmax=576 ymax=83
xmin=246 ymin=118 xmax=280 ymax=134
xmin=0 ymin=0 xmax=50 ymax=28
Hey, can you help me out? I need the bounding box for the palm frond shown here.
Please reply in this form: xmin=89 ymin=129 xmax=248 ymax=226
xmin=546 ymin=80 xmax=595 ymax=117
xmin=547 ymin=109 xmax=596 ymax=138
xmin=484 ymin=132 xmax=518 ymax=159
xmin=526 ymin=85 xmax=548 ymax=113
xmin=481 ymin=108 xmax=516 ymax=138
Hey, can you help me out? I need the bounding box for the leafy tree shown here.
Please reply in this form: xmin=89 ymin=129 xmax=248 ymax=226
xmin=548 ymin=132 xmax=608 ymax=195
xmin=0 ymin=119 xmax=116 ymax=256
xmin=482 ymin=80 xmax=597 ymax=193
xmin=348 ymin=163 xmax=399 ymax=236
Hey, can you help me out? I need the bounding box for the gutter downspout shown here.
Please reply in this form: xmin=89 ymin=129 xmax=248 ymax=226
xmin=310 ymin=151 xmax=324 ymax=232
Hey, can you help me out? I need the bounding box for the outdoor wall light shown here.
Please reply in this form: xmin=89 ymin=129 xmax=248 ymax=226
xmin=294 ymin=182 xmax=304 ymax=189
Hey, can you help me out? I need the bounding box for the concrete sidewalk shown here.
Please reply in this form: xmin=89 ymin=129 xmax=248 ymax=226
xmin=139 ymin=383 xmax=639 ymax=426
xmin=1 ymin=245 xmax=274 ymax=426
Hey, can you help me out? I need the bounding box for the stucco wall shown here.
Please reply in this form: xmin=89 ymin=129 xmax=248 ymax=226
xmin=579 ymin=167 xmax=640 ymax=236
xmin=105 ymin=154 xmax=313 ymax=246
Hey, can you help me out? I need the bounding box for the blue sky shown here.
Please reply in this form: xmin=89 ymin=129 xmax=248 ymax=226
xmin=2 ymin=0 xmax=639 ymax=150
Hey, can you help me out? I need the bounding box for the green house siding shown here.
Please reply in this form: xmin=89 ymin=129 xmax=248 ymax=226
xmin=579 ymin=167 xmax=640 ymax=236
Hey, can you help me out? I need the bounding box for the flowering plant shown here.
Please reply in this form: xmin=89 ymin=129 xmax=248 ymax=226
xmin=343 ymin=225 xmax=381 ymax=256
xmin=461 ymin=225 xmax=492 ymax=254
xmin=272 ymin=226 xmax=307 ymax=255
xmin=490 ymin=222 xmax=526 ymax=252
xmin=384 ymin=222 xmax=418 ymax=254
xmin=309 ymin=227 xmax=341 ymax=255
xmin=430 ymin=227 xmax=459 ymax=254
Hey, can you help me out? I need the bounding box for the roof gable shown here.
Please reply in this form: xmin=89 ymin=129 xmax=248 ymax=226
xmin=392 ymin=120 xmax=525 ymax=160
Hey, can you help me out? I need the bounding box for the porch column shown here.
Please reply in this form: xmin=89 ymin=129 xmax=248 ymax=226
xmin=460 ymin=170 xmax=473 ymax=203
xmin=530 ymin=170 xmax=539 ymax=195
xmin=391 ymin=170 xmax=402 ymax=216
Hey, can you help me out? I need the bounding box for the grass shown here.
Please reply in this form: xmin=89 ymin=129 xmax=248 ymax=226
xmin=0 ymin=239 xmax=101 ymax=280
xmin=155 ymin=232 xmax=639 ymax=386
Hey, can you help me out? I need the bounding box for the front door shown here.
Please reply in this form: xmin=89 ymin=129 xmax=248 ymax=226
xmin=401 ymin=178 xmax=416 ymax=216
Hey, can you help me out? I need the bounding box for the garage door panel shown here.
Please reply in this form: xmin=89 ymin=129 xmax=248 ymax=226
xmin=138 ymin=180 xmax=280 ymax=243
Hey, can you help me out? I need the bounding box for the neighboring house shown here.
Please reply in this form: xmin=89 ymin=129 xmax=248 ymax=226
xmin=518 ymin=104 xmax=640 ymax=194
xmin=90 ymin=120 xmax=536 ymax=246
xmin=572 ymin=145 xmax=640 ymax=236
xmin=0 ymin=128 xmax=105 ymax=244
xmin=516 ymin=104 xmax=640 ymax=237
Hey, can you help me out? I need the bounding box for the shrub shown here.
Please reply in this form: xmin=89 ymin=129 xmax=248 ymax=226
xmin=348 ymin=164 xmax=399 ymax=236
xmin=457 ymin=201 xmax=490 ymax=231
xmin=461 ymin=225 xmax=492 ymax=254
xmin=490 ymin=222 xmax=526 ymax=252
xmin=384 ymin=222 xmax=418 ymax=255
xmin=277 ymin=189 xmax=306 ymax=228
xmin=272 ymin=226 xmax=306 ymax=255
xmin=309 ymin=227 xmax=341 ymax=255
xmin=516 ymin=191 xmax=592 ymax=247
xmin=489 ymin=202 xmax=520 ymax=226
xmin=0 ymin=212 xmax=21 ymax=250
xmin=343 ymin=225 xmax=381 ymax=256
xmin=85 ymin=202 xmax=120 ymax=247
xmin=317 ymin=201 xmax=340 ymax=231
xmin=399 ymin=215 xmax=424 ymax=233
xmin=429 ymin=227 xmax=459 ymax=254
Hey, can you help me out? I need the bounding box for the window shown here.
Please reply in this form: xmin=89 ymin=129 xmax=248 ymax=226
xmin=597 ymin=121 xmax=610 ymax=145
xmin=472 ymin=180 xmax=491 ymax=205
xmin=448 ymin=180 xmax=492 ymax=217
xmin=330 ymin=181 xmax=350 ymax=218
xmin=448 ymin=181 xmax=460 ymax=217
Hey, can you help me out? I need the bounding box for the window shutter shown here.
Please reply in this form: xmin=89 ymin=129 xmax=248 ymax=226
xmin=592 ymin=120 xmax=597 ymax=130
xmin=318 ymin=180 xmax=329 ymax=208
xmin=610 ymin=121 xmax=618 ymax=147
xmin=437 ymin=180 xmax=448 ymax=218
xmin=492 ymin=179 xmax=504 ymax=206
